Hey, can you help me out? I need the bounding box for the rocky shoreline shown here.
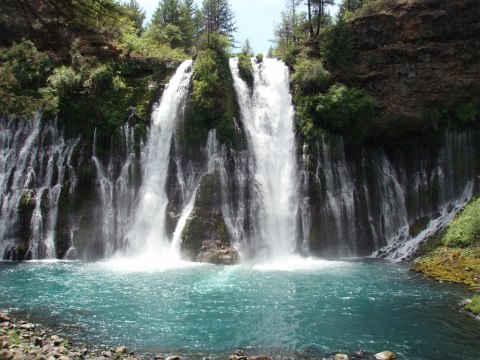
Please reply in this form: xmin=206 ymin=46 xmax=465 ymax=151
xmin=0 ymin=311 xmax=397 ymax=360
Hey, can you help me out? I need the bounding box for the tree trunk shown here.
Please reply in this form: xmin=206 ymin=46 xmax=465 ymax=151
xmin=307 ymin=0 xmax=314 ymax=37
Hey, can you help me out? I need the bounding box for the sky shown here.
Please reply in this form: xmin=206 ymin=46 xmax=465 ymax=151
xmin=136 ymin=0 xmax=282 ymax=54
xmin=136 ymin=0 xmax=337 ymax=55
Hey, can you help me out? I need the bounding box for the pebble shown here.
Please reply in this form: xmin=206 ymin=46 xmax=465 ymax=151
xmin=334 ymin=354 xmax=349 ymax=360
xmin=116 ymin=345 xmax=127 ymax=354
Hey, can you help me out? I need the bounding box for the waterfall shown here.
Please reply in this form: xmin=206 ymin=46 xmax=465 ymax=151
xmin=92 ymin=124 xmax=138 ymax=257
xmin=299 ymin=130 xmax=477 ymax=260
xmin=0 ymin=115 xmax=79 ymax=260
xmin=125 ymin=59 xmax=193 ymax=259
xmin=230 ymin=58 xmax=299 ymax=259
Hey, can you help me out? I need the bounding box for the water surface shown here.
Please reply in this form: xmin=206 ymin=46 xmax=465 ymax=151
xmin=0 ymin=259 xmax=478 ymax=359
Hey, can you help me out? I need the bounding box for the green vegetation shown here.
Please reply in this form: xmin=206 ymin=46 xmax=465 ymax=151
xmin=0 ymin=0 xmax=242 ymax=152
xmin=413 ymin=197 xmax=480 ymax=290
xmin=465 ymin=297 xmax=480 ymax=315
xmin=183 ymin=32 xmax=240 ymax=150
xmin=270 ymin=1 xmax=379 ymax=145
xmin=444 ymin=197 xmax=480 ymax=248
xmin=353 ymin=0 xmax=398 ymax=18
xmin=322 ymin=17 xmax=355 ymax=73
xmin=237 ymin=40 xmax=254 ymax=88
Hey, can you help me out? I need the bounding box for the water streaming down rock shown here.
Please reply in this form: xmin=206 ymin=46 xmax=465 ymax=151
xmin=92 ymin=124 xmax=139 ymax=257
xmin=0 ymin=61 xmax=478 ymax=263
xmin=299 ymin=130 xmax=477 ymax=260
xmin=125 ymin=59 xmax=193 ymax=258
xmin=230 ymin=58 xmax=300 ymax=259
xmin=0 ymin=115 xmax=79 ymax=260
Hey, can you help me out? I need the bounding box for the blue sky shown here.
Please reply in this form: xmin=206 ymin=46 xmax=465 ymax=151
xmin=136 ymin=0 xmax=281 ymax=54
xmin=136 ymin=0 xmax=337 ymax=55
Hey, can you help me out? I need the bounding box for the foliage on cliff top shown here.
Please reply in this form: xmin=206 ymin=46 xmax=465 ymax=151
xmin=182 ymin=33 xmax=241 ymax=151
xmin=237 ymin=40 xmax=254 ymax=89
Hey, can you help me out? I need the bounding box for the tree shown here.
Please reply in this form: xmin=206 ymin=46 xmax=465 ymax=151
xmin=179 ymin=0 xmax=197 ymax=50
xmin=201 ymin=0 xmax=237 ymax=45
xmin=311 ymin=0 xmax=335 ymax=36
xmin=149 ymin=0 xmax=199 ymax=51
xmin=152 ymin=0 xmax=182 ymax=27
xmin=338 ymin=0 xmax=365 ymax=16
xmin=241 ymin=39 xmax=253 ymax=57
xmin=271 ymin=0 xmax=307 ymax=63
xmin=125 ymin=0 xmax=145 ymax=32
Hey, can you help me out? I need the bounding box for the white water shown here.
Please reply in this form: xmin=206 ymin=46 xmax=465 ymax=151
xmin=0 ymin=115 xmax=78 ymax=259
xmin=230 ymin=58 xmax=299 ymax=259
xmin=125 ymin=60 xmax=193 ymax=261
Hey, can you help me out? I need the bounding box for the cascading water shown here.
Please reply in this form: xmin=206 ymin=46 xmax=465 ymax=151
xmin=0 ymin=115 xmax=79 ymax=259
xmin=299 ymin=130 xmax=477 ymax=260
xmin=230 ymin=58 xmax=299 ymax=259
xmin=92 ymin=124 xmax=138 ymax=257
xmin=125 ymin=60 xmax=193 ymax=259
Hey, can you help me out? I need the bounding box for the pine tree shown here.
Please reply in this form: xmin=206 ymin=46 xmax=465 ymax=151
xmin=201 ymin=0 xmax=237 ymax=44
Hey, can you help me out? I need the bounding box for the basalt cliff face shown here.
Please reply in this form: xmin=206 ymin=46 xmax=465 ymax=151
xmin=350 ymin=0 xmax=480 ymax=122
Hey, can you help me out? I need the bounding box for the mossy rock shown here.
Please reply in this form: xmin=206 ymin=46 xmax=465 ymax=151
xmin=181 ymin=172 xmax=238 ymax=265
xmin=409 ymin=216 xmax=431 ymax=238
xmin=412 ymin=247 xmax=480 ymax=289
xmin=18 ymin=190 xmax=36 ymax=212
xmin=465 ymin=296 xmax=480 ymax=314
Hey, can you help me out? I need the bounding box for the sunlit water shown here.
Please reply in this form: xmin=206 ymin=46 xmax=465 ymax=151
xmin=0 ymin=259 xmax=478 ymax=359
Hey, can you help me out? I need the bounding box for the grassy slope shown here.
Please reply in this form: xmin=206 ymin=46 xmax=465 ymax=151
xmin=412 ymin=196 xmax=480 ymax=313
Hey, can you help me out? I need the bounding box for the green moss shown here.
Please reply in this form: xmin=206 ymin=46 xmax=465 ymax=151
xmin=19 ymin=190 xmax=36 ymax=211
xmin=412 ymin=247 xmax=480 ymax=288
xmin=181 ymin=211 xmax=203 ymax=257
xmin=412 ymin=196 xmax=480 ymax=290
xmin=465 ymin=296 xmax=480 ymax=314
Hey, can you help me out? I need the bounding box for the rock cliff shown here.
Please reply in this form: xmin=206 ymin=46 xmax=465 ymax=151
xmin=349 ymin=0 xmax=480 ymax=122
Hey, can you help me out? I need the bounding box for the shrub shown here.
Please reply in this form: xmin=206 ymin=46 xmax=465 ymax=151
xmin=255 ymin=53 xmax=264 ymax=63
xmin=454 ymin=102 xmax=478 ymax=125
xmin=192 ymin=50 xmax=218 ymax=109
xmin=0 ymin=40 xmax=53 ymax=116
xmin=315 ymin=85 xmax=376 ymax=140
xmin=291 ymin=58 xmax=331 ymax=94
xmin=443 ymin=197 xmax=480 ymax=248
xmin=323 ymin=17 xmax=355 ymax=73
xmin=238 ymin=53 xmax=254 ymax=88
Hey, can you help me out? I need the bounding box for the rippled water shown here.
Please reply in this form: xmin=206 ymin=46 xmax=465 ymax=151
xmin=0 ymin=259 xmax=478 ymax=359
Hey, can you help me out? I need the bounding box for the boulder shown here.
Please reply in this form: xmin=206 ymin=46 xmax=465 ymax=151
xmin=50 ymin=335 xmax=63 ymax=346
xmin=375 ymin=351 xmax=396 ymax=360
xmin=165 ymin=356 xmax=181 ymax=360
xmin=182 ymin=172 xmax=238 ymax=265
xmin=334 ymin=354 xmax=349 ymax=360
xmin=116 ymin=346 xmax=126 ymax=354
